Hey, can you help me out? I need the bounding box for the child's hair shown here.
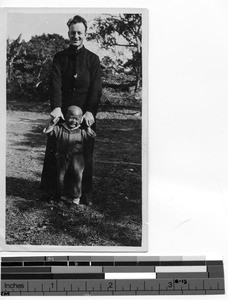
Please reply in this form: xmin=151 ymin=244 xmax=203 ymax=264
xmin=67 ymin=105 xmax=83 ymax=117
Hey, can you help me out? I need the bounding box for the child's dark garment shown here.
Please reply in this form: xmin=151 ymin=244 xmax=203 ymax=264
xmin=47 ymin=122 xmax=95 ymax=200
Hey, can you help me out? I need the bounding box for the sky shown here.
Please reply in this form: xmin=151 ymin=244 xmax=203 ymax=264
xmin=7 ymin=12 xmax=100 ymax=41
xmin=7 ymin=12 xmax=101 ymax=55
xmin=6 ymin=10 xmax=132 ymax=60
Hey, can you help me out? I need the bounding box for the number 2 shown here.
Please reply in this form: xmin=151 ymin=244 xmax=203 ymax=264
xmin=108 ymin=282 xmax=113 ymax=289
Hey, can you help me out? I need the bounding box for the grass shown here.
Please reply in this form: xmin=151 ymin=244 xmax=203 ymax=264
xmin=6 ymin=99 xmax=142 ymax=247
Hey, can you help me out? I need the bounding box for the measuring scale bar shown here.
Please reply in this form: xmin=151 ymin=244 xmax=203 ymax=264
xmin=1 ymin=256 xmax=225 ymax=296
xmin=1 ymin=278 xmax=225 ymax=296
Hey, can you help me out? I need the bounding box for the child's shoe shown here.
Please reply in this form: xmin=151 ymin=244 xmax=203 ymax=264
xmin=72 ymin=198 xmax=80 ymax=205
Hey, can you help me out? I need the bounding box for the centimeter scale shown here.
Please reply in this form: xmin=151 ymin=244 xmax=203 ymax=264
xmin=1 ymin=256 xmax=225 ymax=296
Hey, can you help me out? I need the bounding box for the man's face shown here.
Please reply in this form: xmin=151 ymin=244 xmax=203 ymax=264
xmin=68 ymin=22 xmax=86 ymax=48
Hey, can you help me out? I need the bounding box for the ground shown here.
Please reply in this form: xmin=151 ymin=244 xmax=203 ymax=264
xmin=6 ymin=102 xmax=142 ymax=246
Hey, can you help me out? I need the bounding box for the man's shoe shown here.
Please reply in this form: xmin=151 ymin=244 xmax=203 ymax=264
xmin=80 ymin=194 xmax=92 ymax=206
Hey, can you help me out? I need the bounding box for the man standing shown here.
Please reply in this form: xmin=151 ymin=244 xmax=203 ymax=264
xmin=41 ymin=15 xmax=102 ymax=205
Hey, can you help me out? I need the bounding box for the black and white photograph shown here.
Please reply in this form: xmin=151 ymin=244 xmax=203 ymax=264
xmin=2 ymin=1 xmax=228 ymax=297
xmin=3 ymin=8 xmax=148 ymax=250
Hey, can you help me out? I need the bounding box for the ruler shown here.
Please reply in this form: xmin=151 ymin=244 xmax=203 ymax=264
xmin=1 ymin=256 xmax=225 ymax=296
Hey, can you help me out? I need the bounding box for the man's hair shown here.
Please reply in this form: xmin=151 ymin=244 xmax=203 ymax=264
xmin=67 ymin=15 xmax=87 ymax=32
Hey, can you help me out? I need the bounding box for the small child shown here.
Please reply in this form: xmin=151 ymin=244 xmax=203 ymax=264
xmin=43 ymin=105 xmax=96 ymax=205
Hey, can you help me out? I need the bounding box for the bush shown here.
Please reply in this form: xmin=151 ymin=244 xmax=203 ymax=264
xmin=7 ymin=34 xmax=68 ymax=102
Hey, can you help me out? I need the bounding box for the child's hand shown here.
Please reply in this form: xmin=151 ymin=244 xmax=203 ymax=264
xmin=50 ymin=117 xmax=60 ymax=126
xmin=43 ymin=117 xmax=59 ymax=134
xmin=87 ymin=126 xmax=96 ymax=138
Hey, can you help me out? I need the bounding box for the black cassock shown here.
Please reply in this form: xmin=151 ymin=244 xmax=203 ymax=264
xmin=41 ymin=45 xmax=102 ymax=194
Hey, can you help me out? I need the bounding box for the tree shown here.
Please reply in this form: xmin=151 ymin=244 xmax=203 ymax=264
xmin=88 ymin=14 xmax=142 ymax=92
xmin=26 ymin=34 xmax=68 ymax=100
xmin=7 ymin=34 xmax=68 ymax=101
xmin=7 ymin=34 xmax=25 ymax=93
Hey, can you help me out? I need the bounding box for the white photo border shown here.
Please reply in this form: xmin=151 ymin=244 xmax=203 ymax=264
xmin=0 ymin=7 xmax=148 ymax=252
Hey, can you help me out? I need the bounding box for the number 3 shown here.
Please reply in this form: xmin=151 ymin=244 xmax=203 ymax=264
xmin=168 ymin=281 xmax=173 ymax=288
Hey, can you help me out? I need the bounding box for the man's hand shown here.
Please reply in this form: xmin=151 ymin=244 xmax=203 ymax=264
xmin=82 ymin=111 xmax=95 ymax=126
xmin=50 ymin=107 xmax=65 ymax=122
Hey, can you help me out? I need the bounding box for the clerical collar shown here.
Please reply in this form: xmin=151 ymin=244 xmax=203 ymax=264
xmin=69 ymin=44 xmax=85 ymax=54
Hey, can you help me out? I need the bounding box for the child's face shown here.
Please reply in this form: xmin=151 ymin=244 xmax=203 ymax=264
xmin=66 ymin=112 xmax=82 ymax=128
